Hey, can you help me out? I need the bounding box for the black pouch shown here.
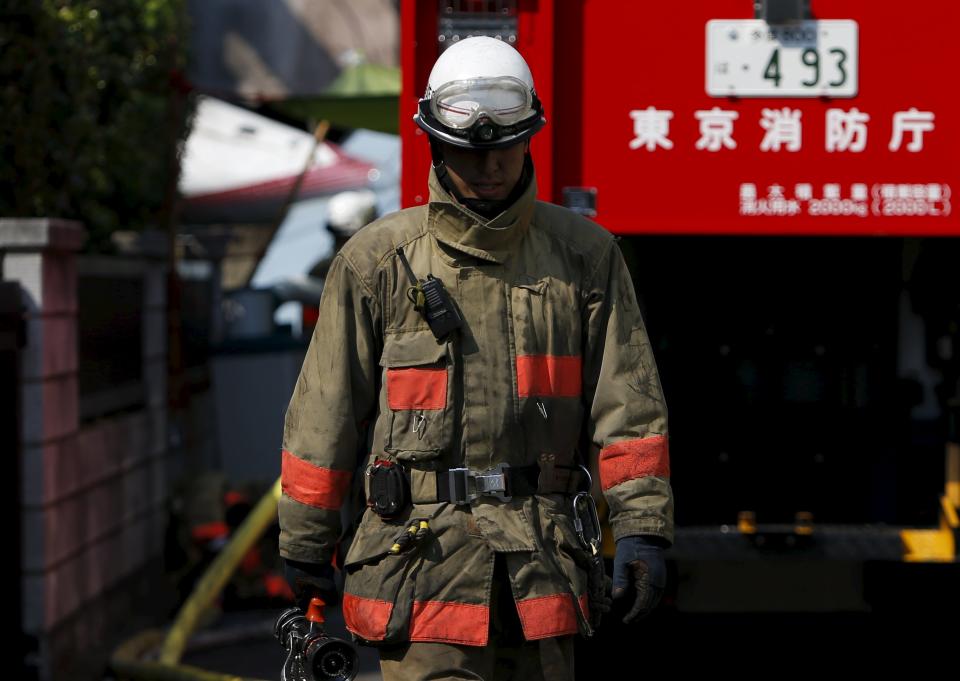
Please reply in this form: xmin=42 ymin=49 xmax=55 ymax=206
xmin=366 ymin=460 xmax=410 ymax=518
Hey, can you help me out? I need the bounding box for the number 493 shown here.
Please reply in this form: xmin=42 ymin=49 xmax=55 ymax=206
xmin=763 ymin=47 xmax=848 ymax=88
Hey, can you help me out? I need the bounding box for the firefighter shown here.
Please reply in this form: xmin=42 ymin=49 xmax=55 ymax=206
xmin=280 ymin=36 xmax=673 ymax=680
xmin=308 ymin=188 xmax=379 ymax=281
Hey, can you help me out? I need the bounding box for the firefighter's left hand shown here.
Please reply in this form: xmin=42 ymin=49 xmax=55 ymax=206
xmin=611 ymin=535 xmax=668 ymax=623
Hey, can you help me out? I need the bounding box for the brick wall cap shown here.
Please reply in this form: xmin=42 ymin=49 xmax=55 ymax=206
xmin=0 ymin=219 xmax=86 ymax=252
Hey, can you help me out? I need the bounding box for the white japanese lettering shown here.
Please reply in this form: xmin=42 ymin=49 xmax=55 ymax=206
xmin=889 ymin=108 xmax=935 ymax=152
xmin=694 ymin=107 xmax=739 ymax=151
xmin=760 ymin=107 xmax=802 ymax=152
xmin=795 ymin=183 xmax=813 ymax=201
xmin=629 ymin=107 xmax=674 ymax=151
xmin=825 ymin=108 xmax=869 ymax=152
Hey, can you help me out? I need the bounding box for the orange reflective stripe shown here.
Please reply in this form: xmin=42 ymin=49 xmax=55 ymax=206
xmin=240 ymin=546 xmax=262 ymax=574
xmin=515 ymin=593 xmax=579 ymax=640
xmin=281 ymin=449 xmax=352 ymax=510
xmin=263 ymin=572 xmax=294 ymax=600
xmin=191 ymin=521 xmax=229 ymax=543
xmin=410 ymin=600 xmax=490 ymax=646
xmin=386 ymin=367 xmax=447 ymax=410
xmin=599 ymin=434 xmax=670 ymax=491
xmin=516 ymin=354 xmax=582 ymax=397
xmin=342 ymin=593 xmax=392 ymax=641
xmin=223 ymin=490 xmax=248 ymax=507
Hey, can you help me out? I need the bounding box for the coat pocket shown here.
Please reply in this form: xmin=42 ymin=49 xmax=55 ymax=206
xmin=342 ymin=507 xmax=439 ymax=644
xmin=379 ymin=330 xmax=453 ymax=462
xmin=510 ymin=275 xmax=549 ymax=359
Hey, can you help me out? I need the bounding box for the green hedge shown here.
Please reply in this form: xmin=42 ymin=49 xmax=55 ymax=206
xmin=0 ymin=1 xmax=192 ymax=250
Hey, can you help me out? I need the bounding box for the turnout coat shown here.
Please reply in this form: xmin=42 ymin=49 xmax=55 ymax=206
xmin=278 ymin=169 xmax=673 ymax=645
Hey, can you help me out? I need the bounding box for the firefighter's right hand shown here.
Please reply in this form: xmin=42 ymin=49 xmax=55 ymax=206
xmin=283 ymin=558 xmax=338 ymax=613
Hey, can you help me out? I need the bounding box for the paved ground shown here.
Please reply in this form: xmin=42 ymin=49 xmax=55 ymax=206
xmin=176 ymin=606 xmax=951 ymax=680
xmin=109 ymin=558 xmax=960 ymax=679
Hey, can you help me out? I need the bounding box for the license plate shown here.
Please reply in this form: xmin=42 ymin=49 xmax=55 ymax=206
xmin=706 ymin=20 xmax=858 ymax=97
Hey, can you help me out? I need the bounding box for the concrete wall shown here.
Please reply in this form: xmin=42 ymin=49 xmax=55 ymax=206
xmin=2 ymin=220 xmax=174 ymax=680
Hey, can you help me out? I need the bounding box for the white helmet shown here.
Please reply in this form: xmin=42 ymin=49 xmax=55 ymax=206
xmin=414 ymin=36 xmax=546 ymax=149
xmin=326 ymin=189 xmax=378 ymax=236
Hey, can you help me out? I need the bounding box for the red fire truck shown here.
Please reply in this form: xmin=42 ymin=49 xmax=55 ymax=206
xmin=400 ymin=0 xmax=959 ymax=633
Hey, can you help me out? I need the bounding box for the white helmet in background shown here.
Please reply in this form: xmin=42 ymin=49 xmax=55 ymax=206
xmin=414 ymin=36 xmax=546 ymax=149
xmin=326 ymin=189 xmax=378 ymax=236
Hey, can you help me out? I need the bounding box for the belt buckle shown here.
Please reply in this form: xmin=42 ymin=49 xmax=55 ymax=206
xmin=447 ymin=468 xmax=475 ymax=505
xmin=476 ymin=462 xmax=511 ymax=503
xmin=447 ymin=463 xmax=512 ymax=504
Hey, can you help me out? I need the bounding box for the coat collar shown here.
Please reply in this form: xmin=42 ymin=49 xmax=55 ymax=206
xmin=426 ymin=167 xmax=536 ymax=264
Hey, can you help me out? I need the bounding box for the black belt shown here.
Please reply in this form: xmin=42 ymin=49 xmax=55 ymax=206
xmin=435 ymin=463 xmax=541 ymax=504
xmin=425 ymin=462 xmax=587 ymax=505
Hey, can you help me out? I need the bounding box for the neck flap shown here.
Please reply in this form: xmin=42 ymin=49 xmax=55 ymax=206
xmin=426 ymin=167 xmax=537 ymax=264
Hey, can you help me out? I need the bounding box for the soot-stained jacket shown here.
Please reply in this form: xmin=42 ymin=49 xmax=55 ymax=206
xmin=278 ymin=168 xmax=673 ymax=645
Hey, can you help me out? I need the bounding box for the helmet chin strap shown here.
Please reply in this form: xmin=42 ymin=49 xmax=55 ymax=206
xmin=429 ymin=139 xmax=533 ymax=220
xmin=429 ymin=137 xmax=452 ymax=187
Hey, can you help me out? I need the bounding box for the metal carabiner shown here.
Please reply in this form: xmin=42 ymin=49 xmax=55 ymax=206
xmin=572 ymin=492 xmax=602 ymax=557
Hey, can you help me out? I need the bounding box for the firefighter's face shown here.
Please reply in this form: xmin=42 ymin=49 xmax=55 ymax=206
xmin=441 ymin=140 xmax=528 ymax=201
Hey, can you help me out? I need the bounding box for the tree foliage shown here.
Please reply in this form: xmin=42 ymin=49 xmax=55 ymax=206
xmin=0 ymin=1 xmax=193 ymax=250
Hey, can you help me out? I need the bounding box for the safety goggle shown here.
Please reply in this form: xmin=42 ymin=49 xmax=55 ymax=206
xmin=429 ymin=76 xmax=534 ymax=130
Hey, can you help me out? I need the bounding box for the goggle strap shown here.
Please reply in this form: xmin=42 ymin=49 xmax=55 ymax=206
xmin=418 ymin=95 xmax=543 ymax=145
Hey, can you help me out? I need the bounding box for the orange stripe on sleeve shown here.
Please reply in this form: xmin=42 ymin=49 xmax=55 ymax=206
xmin=281 ymin=449 xmax=352 ymax=510
xmin=599 ymin=435 xmax=670 ymax=491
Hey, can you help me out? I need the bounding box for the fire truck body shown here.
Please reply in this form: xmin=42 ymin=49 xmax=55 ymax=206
xmin=400 ymin=0 xmax=960 ymax=613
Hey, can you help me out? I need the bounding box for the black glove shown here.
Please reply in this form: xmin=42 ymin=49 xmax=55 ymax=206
xmin=283 ymin=558 xmax=338 ymax=613
xmin=611 ymin=535 xmax=668 ymax=623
